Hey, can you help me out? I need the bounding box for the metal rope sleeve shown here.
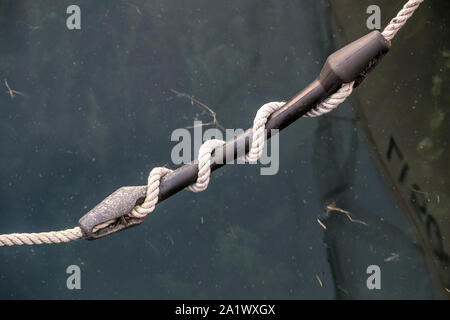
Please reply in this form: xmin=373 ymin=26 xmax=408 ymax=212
xmin=0 ymin=0 xmax=424 ymax=246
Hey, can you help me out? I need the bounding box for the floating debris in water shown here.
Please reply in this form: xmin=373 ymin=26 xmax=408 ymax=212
xmin=4 ymin=79 xmax=25 ymax=99
xmin=315 ymin=274 xmax=323 ymax=287
xmin=384 ymin=252 xmax=400 ymax=262
xmin=326 ymin=202 xmax=368 ymax=226
xmin=171 ymin=88 xmax=225 ymax=131
xmin=317 ymin=218 xmax=327 ymax=230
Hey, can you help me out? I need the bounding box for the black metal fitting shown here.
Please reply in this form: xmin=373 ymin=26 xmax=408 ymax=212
xmin=78 ymin=31 xmax=391 ymax=240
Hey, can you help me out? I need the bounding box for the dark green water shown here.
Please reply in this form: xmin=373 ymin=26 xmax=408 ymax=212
xmin=0 ymin=0 xmax=446 ymax=299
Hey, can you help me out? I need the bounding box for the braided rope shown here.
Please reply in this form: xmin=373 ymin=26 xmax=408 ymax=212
xmin=0 ymin=227 xmax=82 ymax=247
xmin=381 ymin=0 xmax=424 ymax=41
xmin=247 ymin=102 xmax=286 ymax=162
xmin=187 ymin=139 xmax=228 ymax=192
xmin=130 ymin=167 xmax=173 ymax=218
xmin=304 ymin=82 xmax=355 ymax=118
xmin=0 ymin=0 xmax=424 ymax=246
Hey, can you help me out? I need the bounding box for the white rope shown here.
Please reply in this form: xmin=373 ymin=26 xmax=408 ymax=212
xmin=130 ymin=167 xmax=173 ymax=218
xmin=304 ymin=82 xmax=355 ymax=118
xmin=0 ymin=0 xmax=424 ymax=246
xmin=0 ymin=227 xmax=82 ymax=247
xmin=381 ymin=0 xmax=424 ymax=41
xmin=187 ymin=139 xmax=228 ymax=192
xmin=247 ymin=102 xmax=286 ymax=162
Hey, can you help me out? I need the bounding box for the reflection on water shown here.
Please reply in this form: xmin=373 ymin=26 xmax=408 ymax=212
xmin=0 ymin=0 xmax=445 ymax=298
xmin=313 ymin=113 xmax=435 ymax=299
xmin=330 ymin=0 xmax=450 ymax=296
